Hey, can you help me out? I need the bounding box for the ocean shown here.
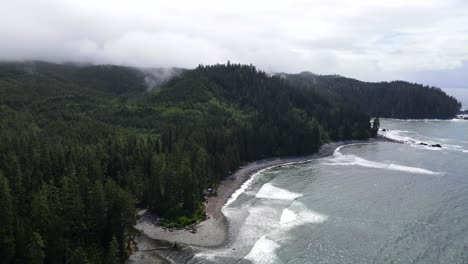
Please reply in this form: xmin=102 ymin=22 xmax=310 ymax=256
xmin=192 ymin=119 xmax=468 ymax=263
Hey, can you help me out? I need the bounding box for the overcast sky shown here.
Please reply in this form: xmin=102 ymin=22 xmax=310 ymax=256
xmin=1 ymin=0 xmax=467 ymax=87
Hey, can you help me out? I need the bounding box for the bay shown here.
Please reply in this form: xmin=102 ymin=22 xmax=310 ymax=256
xmin=193 ymin=118 xmax=468 ymax=264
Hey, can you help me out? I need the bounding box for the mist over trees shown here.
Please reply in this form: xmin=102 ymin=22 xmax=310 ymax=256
xmin=0 ymin=61 xmax=458 ymax=263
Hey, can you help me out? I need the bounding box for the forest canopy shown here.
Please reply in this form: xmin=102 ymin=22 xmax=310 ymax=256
xmin=0 ymin=61 xmax=459 ymax=263
xmin=279 ymin=71 xmax=461 ymax=119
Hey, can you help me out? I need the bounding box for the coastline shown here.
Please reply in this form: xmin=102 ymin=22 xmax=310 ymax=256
xmin=129 ymin=136 xmax=394 ymax=263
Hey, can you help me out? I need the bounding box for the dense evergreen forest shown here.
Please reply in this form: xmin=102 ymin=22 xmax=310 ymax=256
xmin=0 ymin=61 xmax=457 ymax=263
xmin=279 ymin=72 xmax=461 ymax=119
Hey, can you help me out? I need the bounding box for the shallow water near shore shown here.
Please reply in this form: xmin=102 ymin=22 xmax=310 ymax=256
xmin=192 ymin=119 xmax=468 ymax=263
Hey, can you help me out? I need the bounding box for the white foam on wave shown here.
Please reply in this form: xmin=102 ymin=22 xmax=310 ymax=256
xmin=256 ymin=183 xmax=303 ymax=200
xmin=326 ymin=155 xmax=442 ymax=175
xmin=241 ymin=203 xmax=328 ymax=263
xmin=328 ymin=146 xmax=443 ymax=175
xmin=440 ymin=143 xmax=468 ymax=154
xmin=380 ymin=130 xmax=468 ymax=154
xmin=224 ymin=168 xmax=267 ymax=209
xmin=243 ymin=235 xmax=280 ymax=264
xmin=379 ymin=129 xmax=415 ymax=143
xmin=223 ymin=159 xmax=316 ymax=209
xmin=204 ymin=192 xmax=328 ymax=262
xmin=280 ymin=207 xmax=328 ymax=226
xmin=279 ymin=208 xmax=297 ymax=224
xmin=380 ymin=129 xmax=447 ymax=145
xmin=332 ymin=142 xmax=375 ymax=156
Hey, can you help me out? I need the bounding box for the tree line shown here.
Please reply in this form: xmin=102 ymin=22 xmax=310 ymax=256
xmin=281 ymin=72 xmax=461 ymax=119
xmin=0 ymin=61 xmax=441 ymax=263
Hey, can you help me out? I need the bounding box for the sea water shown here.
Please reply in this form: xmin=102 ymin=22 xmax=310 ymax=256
xmin=193 ymin=119 xmax=468 ymax=264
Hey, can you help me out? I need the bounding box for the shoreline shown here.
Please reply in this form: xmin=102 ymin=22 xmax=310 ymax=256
xmin=129 ymin=136 xmax=394 ymax=263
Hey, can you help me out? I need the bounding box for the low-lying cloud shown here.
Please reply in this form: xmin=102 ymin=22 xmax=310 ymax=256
xmin=1 ymin=0 xmax=468 ymax=86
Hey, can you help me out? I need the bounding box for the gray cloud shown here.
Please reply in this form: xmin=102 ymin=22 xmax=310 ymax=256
xmin=1 ymin=0 xmax=468 ymax=86
xmin=405 ymin=60 xmax=468 ymax=88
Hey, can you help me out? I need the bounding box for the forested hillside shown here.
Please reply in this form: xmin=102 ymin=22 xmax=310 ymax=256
xmin=1 ymin=61 xmax=456 ymax=263
xmin=0 ymin=62 xmax=375 ymax=263
xmin=280 ymin=72 xmax=461 ymax=119
xmin=0 ymin=60 xmax=457 ymax=263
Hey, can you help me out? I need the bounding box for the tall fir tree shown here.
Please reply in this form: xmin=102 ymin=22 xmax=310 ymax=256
xmin=28 ymin=232 xmax=46 ymax=264
xmin=0 ymin=173 xmax=15 ymax=263
xmin=105 ymin=236 xmax=120 ymax=264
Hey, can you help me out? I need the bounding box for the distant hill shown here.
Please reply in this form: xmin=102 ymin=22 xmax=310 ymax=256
xmin=2 ymin=61 xmax=459 ymax=119
xmin=0 ymin=61 xmax=182 ymax=97
xmin=278 ymin=71 xmax=461 ymax=119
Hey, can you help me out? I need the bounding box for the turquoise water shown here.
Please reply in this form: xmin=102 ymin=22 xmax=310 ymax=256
xmin=193 ymin=119 xmax=468 ymax=264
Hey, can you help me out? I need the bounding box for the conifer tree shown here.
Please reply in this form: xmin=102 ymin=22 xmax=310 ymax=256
xmin=28 ymin=232 xmax=45 ymax=264
xmin=87 ymin=181 xmax=107 ymax=239
xmin=31 ymin=184 xmax=51 ymax=237
xmin=0 ymin=173 xmax=15 ymax=263
xmin=372 ymin=118 xmax=380 ymax=137
xmin=105 ymin=236 xmax=120 ymax=264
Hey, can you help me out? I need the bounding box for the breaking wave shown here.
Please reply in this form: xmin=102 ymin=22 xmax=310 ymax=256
xmin=380 ymin=129 xmax=416 ymax=143
xmin=280 ymin=207 xmax=328 ymax=226
xmin=223 ymin=159 xmax=315 ymax=209
xmin=223 ymin=168 xmax=267 ymax=208
xmin=243 ymin=236 xmax=280 ymax=264
xmin=243 ymin=202 xmax=329 ymax=263
xmin=380 ymin=129 xmax=468 ymax=154
xmin=327 ymin=145 xmax=443 ymax=175
xmin=256 ymin=183 xmax=303 ymax=200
